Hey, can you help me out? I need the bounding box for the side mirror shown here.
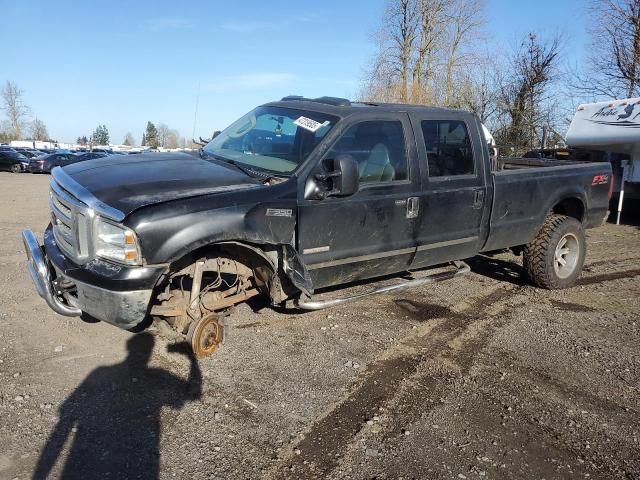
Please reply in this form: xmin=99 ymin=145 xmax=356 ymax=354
xmin=305 ymin=155 xmax=360 ymax=200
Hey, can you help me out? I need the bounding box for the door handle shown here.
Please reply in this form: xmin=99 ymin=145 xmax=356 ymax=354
xmin=406 ymin=197 xmax=419 ymax=219
xmin=473 ymin=189 xmax=485 ymax=209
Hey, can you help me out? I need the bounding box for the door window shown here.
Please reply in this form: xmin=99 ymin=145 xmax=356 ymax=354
xmin=327 ymin=121 xmax=408 ymax=183
xmin=421 ymin=120 xmax=475 ymax=177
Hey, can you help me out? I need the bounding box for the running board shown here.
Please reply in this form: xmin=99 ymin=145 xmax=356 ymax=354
xmin=295 ymin=261 xmax=470 ymax=311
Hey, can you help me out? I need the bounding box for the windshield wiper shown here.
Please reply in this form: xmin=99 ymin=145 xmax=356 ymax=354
xmin=202 ymin=149 xmax=290 ymax=181
xmin=201 ymin=151 xmax=256 ymax=178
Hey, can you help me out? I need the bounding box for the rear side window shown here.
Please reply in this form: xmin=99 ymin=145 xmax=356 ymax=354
xmin=421 ymin=120 xmax=475 ymax=177
xmin=327 ymin=121 xmax=408 ymax=183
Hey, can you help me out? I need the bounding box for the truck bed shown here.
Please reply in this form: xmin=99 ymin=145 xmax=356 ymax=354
xmin=482 ymin=159 xmax=612 ymax=252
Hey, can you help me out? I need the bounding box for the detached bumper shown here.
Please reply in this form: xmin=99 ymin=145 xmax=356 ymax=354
xmin=22 ymin=230 xmax=81 ymax=317
xmin=22 ymin=229 xmax=163 ymax=329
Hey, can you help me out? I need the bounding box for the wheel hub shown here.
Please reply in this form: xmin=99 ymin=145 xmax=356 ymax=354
xmin=554 ymin=233 xmax=579 ymax=279
xmin=188 ymin=313 xmax=224 ymax=358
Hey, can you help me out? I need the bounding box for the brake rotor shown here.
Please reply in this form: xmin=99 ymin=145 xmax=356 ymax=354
xmin=187 ymin=312 xmax=224 ymax=358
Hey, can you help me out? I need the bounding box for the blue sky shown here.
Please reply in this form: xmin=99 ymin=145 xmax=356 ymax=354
xmin=1 ymin=0 xmax=588 ymax=144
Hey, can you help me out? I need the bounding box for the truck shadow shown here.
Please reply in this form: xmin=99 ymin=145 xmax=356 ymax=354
xmin=467 ymin=255 xmax=528 ymax=286
xmin=32 ymin=333 xmax=202 ymax=480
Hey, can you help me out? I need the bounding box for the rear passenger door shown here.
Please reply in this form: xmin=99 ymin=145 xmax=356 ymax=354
xmin=297 ymin=113 xmax=421 ymax=288
xmin=409 ymin=113 xmax=488 ymax=268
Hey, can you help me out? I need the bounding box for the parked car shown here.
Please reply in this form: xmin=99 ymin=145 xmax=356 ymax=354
xmin=22 ymin=96 xmax=612 ymax=358
xmin=27 ymin=153 xmax=79 ymax=173
xmin=15 ymin=150 xmax=41 ymax=159
xmin=0 ymin=150 xmax=29 ymax=173
xmin=0 ymin=145 xmax=17 ymax=152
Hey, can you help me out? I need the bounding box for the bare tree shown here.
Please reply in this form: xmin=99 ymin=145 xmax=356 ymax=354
xmin=361 ymin=0 xmax=486 ymax=107
xmin=123 ymin=132 xmax=135 ymax=146
xmin=166 ymin=129 xmax=181 ymax=149
xmin=574 ymin=0 xmax=640 ymax=99
xmin=30 ymin=118 xmax=49 ymax=141
xmin=156 ymin=123 xmax=170 ymax=148
xmin=361 ymin=0 xmax=418 ymax=102
xmin=443 ymin=0 xmax=486 ymax=105
xmin=1 ymin=81 xmax=30 ymax=140
xmin=494 ymin=33 xmax=563 ymax=152
xmin=411 ymin=0 xmax=449 ymax=103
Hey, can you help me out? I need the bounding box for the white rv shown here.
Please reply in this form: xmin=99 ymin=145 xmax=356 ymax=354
xmin=566 ymin=97 xmax=640 ymax=223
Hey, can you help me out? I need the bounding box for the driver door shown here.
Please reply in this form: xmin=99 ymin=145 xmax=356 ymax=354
xmin=297 ymin=113 xmax=421 ymax=289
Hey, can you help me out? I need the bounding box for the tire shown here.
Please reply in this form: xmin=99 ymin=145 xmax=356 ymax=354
xmin=10 ymin=164 xmax=21 ymax=173
xmin=523 ymin=214 xmax=586 ymax=289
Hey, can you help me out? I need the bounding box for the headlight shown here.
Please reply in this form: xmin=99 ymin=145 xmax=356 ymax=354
xmin=94 ymin=217 xmax=141 ymax=266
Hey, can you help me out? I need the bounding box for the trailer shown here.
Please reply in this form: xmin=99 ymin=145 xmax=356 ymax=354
xmin=565 ymin=98 xmax=640 ymax=223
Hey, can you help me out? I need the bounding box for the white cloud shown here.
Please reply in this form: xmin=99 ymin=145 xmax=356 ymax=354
xmin=141 ymin=18 xmax=192 ymax=31
xmin=206 ymin=73 xmax=295 ymax=92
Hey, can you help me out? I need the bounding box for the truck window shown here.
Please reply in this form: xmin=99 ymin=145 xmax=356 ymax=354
xmin=421 ymin=120 xmax=475 ymax=177
xmin=327 ymin=121 xmax=408 ymax=183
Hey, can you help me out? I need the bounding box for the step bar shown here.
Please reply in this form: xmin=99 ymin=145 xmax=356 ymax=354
xmin=296 ymin=261 xmax=470 ymax=311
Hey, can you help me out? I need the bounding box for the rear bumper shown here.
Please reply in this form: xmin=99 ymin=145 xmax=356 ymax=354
xmin=22 ymin=228 xmax=165 ymax=329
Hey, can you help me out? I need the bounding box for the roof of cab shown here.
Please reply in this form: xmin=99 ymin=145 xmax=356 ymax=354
xmin=263 ymin=95 xmax=470 ymax=117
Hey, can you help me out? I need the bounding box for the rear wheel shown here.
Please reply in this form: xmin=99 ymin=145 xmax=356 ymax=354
xmin=523 ymin=214 xmax=586 ymax=289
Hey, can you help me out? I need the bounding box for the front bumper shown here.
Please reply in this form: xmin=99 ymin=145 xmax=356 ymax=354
xmin=22 ymin=229 xmax=164 ymax=329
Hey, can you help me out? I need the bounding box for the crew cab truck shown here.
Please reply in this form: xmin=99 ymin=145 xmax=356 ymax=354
xmin=22 ymin=96 xmax=612 ymax=358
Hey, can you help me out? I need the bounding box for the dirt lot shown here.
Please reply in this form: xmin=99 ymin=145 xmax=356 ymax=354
xmin=0 ymin=173 xmax=639 ymax=480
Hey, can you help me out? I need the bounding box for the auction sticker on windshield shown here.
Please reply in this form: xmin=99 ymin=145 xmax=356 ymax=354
xmin=294 ymin=116 xmax=323 ymax=132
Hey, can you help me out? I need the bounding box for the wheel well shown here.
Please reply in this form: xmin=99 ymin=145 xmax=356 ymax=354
xmin=161 ymin=241 xmax=286 ymax=304
xmin=552 ymin=197 xmax=584 ymax=222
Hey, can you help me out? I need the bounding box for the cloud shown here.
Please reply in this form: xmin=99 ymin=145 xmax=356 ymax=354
xmin=206 ymin=73 xmax=295 ymax=92
xmin=141 ymin=18 xmax=192 ymax=31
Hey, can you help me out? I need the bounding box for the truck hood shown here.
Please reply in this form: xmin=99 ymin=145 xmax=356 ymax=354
xmin=60 ymin=152 xmax=260 ymax=217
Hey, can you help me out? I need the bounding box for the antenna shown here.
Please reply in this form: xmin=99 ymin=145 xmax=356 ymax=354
xmin=192 ymin=81 xmax=201 ymax=143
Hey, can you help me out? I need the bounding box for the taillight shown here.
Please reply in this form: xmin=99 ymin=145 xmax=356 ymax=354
xmin=37 ymin=160 xmax=45 ymax=164
xmin=608 ymin=174 xmax=614 ymax=200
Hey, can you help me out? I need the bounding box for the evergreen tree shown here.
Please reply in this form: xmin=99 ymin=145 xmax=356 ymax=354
xmin=123 ymin=132 xmax=135 ymax=146
xmin=141 ymin=132 xmax=146 ymax=146
xmin=91 ymin=124 xmax=110 ymax=145
xmin=77 ymin=135 xmax=89 ymax=145
xmin=145 ymin=121 xmax=159 ymax=148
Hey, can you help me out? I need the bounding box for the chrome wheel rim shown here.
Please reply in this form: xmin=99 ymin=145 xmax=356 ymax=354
xmin=554 ymin=233 xmax=579 ymax=279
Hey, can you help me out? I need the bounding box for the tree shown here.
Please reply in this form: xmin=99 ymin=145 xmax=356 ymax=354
xmin=1 ymin=81 xmax=30 ymax=140
xmin=156 ymin=123 xmax=170 ymax=147
xmin=166 ymin=129 xmax=181 ymax=149
xmin=123 ymin=132 xmax=135 ymax=146
xmin=493 ymin=33 xmax=563 ymax=152
xmin=575 ymin=0 xmax=640 ymax=99
xmin=141 ymin=133 xmax=146 ymax=146
xmin=442 ymin=0 xmax=486 ymax=105
xmin=91 ymin=124 xmax=110 ymax=145
xmin=145 ymin=122 xmax=159 ymax=148
xmin=30 ymin=118 xmax=49 ymax=141
xmin=77 ymin=136 xmax=89 ymax=145
xmin=361 ymin=0 xmax=486 ymax=107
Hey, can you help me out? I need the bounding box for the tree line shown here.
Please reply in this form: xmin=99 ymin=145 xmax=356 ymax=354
xmin=75 ymin=122 xmax=188 ymax=148
xmin=0 ymin=80 xmax=190 ymax=149
xmin=361 ymin=0 xmax=640 ymax=154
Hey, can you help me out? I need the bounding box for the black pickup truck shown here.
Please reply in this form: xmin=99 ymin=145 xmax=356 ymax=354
xmin=22 ymin=96 xmax=612 ymax=357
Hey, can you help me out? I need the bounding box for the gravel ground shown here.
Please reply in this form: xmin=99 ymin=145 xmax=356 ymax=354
xmin=0 ymin=173 xmax=638 ymax=480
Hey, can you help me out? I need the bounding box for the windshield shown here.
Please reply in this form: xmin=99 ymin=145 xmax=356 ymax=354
xmin=6 ymin=151 xmax=27 ymax=160
xmin=203 ymin=106 xmax=338 ymax=175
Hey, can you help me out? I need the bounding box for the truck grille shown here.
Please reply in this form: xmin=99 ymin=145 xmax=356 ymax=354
xmin=49 ymin=180 xmax=90 ymax=263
